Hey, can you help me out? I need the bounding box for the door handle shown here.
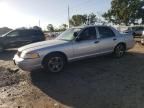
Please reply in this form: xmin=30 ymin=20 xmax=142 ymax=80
xmin=113 ymin=38 xmax=117 ymax=41
xmin=25 ymin=41 xmax=32 ymax=43
xmin=94 ymin=41 xmax=100 ymax=44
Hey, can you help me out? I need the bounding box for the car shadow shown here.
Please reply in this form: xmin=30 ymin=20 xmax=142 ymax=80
xmin=0 ymin=49 xmax=17 ymax=61
xmin=30 ymin=52 xmax=144 ymax=108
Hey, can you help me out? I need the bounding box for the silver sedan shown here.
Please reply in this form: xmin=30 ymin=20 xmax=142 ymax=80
xmin=13 ymin=25 xmax=135 ymax=73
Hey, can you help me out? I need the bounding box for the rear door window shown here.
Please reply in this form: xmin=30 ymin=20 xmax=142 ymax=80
xmin=98 ymin=27 xmax=115 ymax=39
xmin=79 ymin=27 xmax=97 ymax=40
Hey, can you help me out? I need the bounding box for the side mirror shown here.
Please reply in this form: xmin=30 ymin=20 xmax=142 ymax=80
xmin=75 ymin=36 xmax=81 ymax=42
xmin=74 ymin=32 xmax=81 ymax=41
xmin=73 ymin=32 xmax=78 ymax=37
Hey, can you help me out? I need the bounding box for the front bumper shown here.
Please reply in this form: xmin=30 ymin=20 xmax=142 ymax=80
xmin=13 ymin=55 xmax=42 ymax=71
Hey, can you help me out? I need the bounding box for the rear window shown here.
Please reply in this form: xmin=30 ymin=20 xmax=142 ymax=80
xmin=98 ymin=27 xmax=115 ymax=38
xmin=28 ymin=30 xmax=43 ymax=36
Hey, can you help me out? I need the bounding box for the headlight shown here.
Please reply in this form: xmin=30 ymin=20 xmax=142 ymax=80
xmin=142 ymin=31 xmax=144 ymax=36
xmin=20 ymin=52 xmax=40 ymax=59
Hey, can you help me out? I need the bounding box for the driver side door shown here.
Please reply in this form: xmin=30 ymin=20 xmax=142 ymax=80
xmin=73 ymin=27 xmax=100 ymax=59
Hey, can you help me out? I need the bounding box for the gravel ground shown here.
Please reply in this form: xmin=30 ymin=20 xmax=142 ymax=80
xmin=0 ymin=44 xmax=144 ymax=108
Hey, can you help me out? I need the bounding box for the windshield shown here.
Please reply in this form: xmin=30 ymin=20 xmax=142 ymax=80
xmin=56 ymin=28 xmax=82 ymax=41
xmin=1 ymin=30 xmax=13 ymax=37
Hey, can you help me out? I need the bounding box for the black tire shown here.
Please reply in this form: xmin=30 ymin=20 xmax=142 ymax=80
xmin=0 ymin=45 xmax=4 ymax=53
xmin=43 ymin=53 xmax=66 ymax=73
xmin=114 ymin=44 xmax=126 ymax=58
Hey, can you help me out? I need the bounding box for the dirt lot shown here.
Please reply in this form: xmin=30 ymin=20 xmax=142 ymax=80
xmin=0 ymin=43 xmax=144 ymax=108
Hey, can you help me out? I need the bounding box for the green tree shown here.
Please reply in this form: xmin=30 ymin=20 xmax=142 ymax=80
xmin=47 ymin=24 xmax=54 ymax=32
xmin=103 ymin=0 xmax=142 ymax=25
xmin=69 ymin=13 xmax=97 ymax=27
xmin=60 ymin=24 xmax=68 ymax=31
xmin=102 ymin=10 xmax=115 ymax=23
xmin=88 ymin=13 xmax=97 ymax=25
xmin=69 ymin=14 xmax=87 ymax=26
xmin=137 ymin=1 xmax=144 ymax=24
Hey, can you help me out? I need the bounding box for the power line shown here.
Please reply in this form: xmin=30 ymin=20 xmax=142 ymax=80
xmin=70 ymin=0 xmax=96 ymax=10
xmin=70 ymin=0 xmax=90 ymax=9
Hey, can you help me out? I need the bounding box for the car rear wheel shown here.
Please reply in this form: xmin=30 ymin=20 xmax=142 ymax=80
xmin=43 ymin=53 xmax=66 ymax=73
xmin=114 ymin=44 xmax=126 ymax=58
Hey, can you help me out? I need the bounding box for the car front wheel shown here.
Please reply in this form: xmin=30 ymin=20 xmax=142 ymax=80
xmin=43 ymin=53 xmax=66 ymax=73
xmin=114 ymin=44 xmax=126 ymax=58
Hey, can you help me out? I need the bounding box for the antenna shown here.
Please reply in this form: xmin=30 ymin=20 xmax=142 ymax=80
xmin=68 ymin=5 xmax=70 ymax=28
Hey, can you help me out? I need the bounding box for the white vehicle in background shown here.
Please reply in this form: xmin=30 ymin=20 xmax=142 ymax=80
xmin=141 ymin=30 xmax=144 ymax=45
xmin=13 ymin=25 xmax=135 ymax=73
xmin=124 ymin=26 xmax=144 ymax=45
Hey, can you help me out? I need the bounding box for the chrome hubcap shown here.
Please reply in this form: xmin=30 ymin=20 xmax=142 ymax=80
xmin=48 ymin=57 xmax=64 ymax=72
xmin=116 ymin=45 xmax=125 ymax=57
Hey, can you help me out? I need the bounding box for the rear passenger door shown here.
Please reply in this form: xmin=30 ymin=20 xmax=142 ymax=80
xmin=97 ymin=27 xmax=118 ymax=53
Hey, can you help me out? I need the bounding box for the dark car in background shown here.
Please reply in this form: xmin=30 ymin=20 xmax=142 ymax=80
xmin=0 ymin=28 xmax=45 ymax=52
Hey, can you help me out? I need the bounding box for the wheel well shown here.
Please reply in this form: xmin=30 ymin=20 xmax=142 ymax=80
xmin=42 ymin=51 xmax=68 ymax=65
xmin=115 ymin=42 xmax=126 ymax=50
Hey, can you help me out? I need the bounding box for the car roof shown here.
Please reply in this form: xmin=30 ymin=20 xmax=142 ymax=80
xmin=14 ymin=28 xmax=42 ymax=31
xmin=72 ymin=25 xmax=111 ymax=29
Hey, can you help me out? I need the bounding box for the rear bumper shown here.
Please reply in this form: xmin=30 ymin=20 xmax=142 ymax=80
xmin=13 ymin=55 xmax=42 ymax=71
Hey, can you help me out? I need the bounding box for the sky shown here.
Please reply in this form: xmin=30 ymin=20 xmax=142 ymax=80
xmin=0 ymin=0 xmax=112 ymax=29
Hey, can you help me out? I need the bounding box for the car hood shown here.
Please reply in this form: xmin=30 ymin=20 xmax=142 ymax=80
xmin=18 ymin=39 xmax=68 ymax=52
